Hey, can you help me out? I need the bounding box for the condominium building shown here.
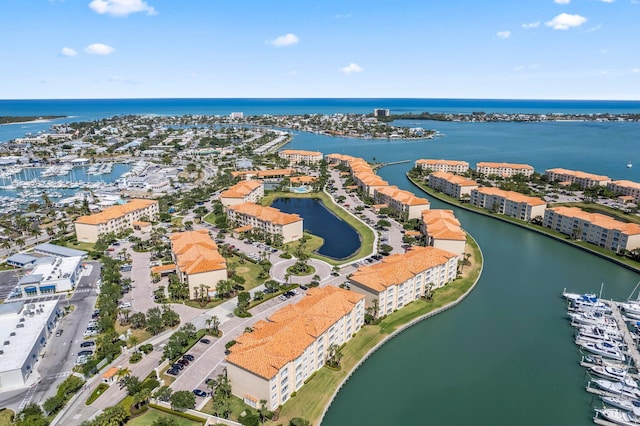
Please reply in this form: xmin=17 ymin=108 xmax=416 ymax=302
xmin=326 ymin=154 xmax=389 ymax=196
xmin=428 ymin=171 xmax=478 ymax=199
xmin=476 ymin=162 xmax=535 ymax=178
xmin=421 ymin=210 xmax=466 ymax=256
xmin=226 ymin=287 xmax=365 ymax=410
xmin=545 ymin=168 xmax=611 ymax=188
xmin=225 ymin=202 xmax=303 ymax=243
xmin=220 ymin=180 xmax=264 ymax=207
xmin=169 ymin=230 xmax=227 ymax=300
xmin=74 ymin=199 xmax=159 ymax=243
xmin=373 ymin=185 xmax=430 ymax=220
xmin=349 ymin=246 xmax=458 ymax=317
xmin=230 ymin=169 xmax=296 ymax=179
xmin=415 ymin=159 xmax=470 ymax=174
xmin=607 ymin=180 xmax=640 ymax=204
xmin=543 ymin=206 xmax=640 ymax=252
xmin=278 ymin=149 xmax=323 ymax=164
xmin=470 ymin=187 xmax=546 ymax=221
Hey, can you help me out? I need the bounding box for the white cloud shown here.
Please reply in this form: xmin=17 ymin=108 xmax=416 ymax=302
xmin=340 ymin=63 xmax=363 ymax=74
xmin=84 ymin=43 xmax=115 ymax=55
xmin=554 ymin=0 xmax=570 ymax=3
xmin=267 ymin=33 xmax=299 ymax=47
xmin=60 ymin=47 xmax=77 ymax=57
xmin=496 ymin=31 xmax=511 ymax=39
xmin=513 ymin=65 xmax=525 ymax=71
xmin=586 ymin=24 xmax=602 ymax=33
xmin=89 ymin=0 xmax=156 ymax=17
xmin=522 ymin=21 xmax=540 ymax=29
xmin=546 ymin=13 xmax=587 ymax=30
xmin=335 ymin=14 xmax=351 ymax=19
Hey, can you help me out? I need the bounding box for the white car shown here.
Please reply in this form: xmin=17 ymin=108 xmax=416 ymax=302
xmin=118 ymin=302 xmax=132 ymax=309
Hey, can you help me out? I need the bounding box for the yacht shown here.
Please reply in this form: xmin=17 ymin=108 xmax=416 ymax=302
xmin=562 ymin=289 xmax=598 ymax=302
xmin=582 ymin=355 xmax=630 ymax=370
xmin=580 ymin=341 xmax=626 ymax=361
xmin=576 ymin=334 xmax=625 ymax=349
xmin=589 ymin=366 xmax=636 ymax=387
xmin=578 ymin=325 xmax=624 ymax=341
xmin=595 ymin=407 xmax=640 ymax=425
xmin=628 ymin=162 xmax=633 ymax=169
xmin=592 ymin=379 xmax=640 ymax=400
xmin=568 ymin=311 xmax=617 ymax=328
xmin=602 ymin=396 xmax=640 ymax=412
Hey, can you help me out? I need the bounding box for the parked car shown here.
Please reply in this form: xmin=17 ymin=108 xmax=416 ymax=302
xmin=78 ymin=350 xmax=94 ymax=357
xmin=177 ymin=359 xmax=189 ymax=366
xmin=166 ymin=368 xmax=180 ymax=376
xmin=193 ymin=389 xmax=207 ymax=397
xmin=200 ymin=338 xmax=211 ymax=344
xmin=183 ymin=354 xmax=195 ymax=361
xmin=171 ymin=363 xmax=184 ymax=371
xmin=80 ymin=341 xmax=95 ymax=348
xmin=118 ymin=302 xmax=131 ymax=309
xmin=299 ymin=285 xmax=308 ymax=291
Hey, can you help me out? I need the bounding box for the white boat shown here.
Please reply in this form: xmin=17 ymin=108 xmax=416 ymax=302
xmin=589 ymin=366 xmax=637 ymax=387
xmin=582 ymin=355 xmax=629 ymax=370
xmin=562 ymin=289 xmax=598 ymax=302
xmin=622 ymin=302 xmax=640 ymax=317
xmin=595 ymin=407 xmax=640 ymax=425
xmin=576 ymin=334 xmax=625 ymax=349
xmin=569 ymin=311 xmax=617 ymax=328
xmin=628 ymin=163 xmax=633 ymax=168
xmin=602 ymin=396 xmax=640 ymax=412
xmin=593 ymin=379 xmax=640 ymax=400
xmin=579 ymin=325 xmax=624 ymax=341
xmin=580 ymin=341 xmax=626 ymax=361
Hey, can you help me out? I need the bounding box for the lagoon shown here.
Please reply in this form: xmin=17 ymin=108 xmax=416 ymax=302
xmin=271 ymin=197 xmax=360 ymax=260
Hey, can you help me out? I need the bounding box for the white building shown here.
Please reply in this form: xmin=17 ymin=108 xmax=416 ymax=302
xmin=607 ymin=180 xmax=640 ymax=204
xmin=415 ymin=159 xmax=469 ymax=174
xmin=545 ymin=168 xmax=611 ymax=188
xmin=0 ymin=301 xmax=61 ymax=389
xmin=18 ymin=256 xmax=84 ymax=297
xmin=470 ymin=187 xmax=546 ymax=221
xmin=428 ymin=171 xmax=478 ymax=199
xmin=476 ymin=162 xmax=535 ymax=178
xmin=219 ymin=180 xmax=265 ymax=207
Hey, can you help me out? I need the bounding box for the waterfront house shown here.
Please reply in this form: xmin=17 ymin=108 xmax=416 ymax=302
xmin=278 ymin=149 xmax=323 ymax=165
xmin=225 ymin=202 xmax=303 ymax=243
xmin=373 ymin=185 xmax=430 ymax=220
xmin=349 ymin=246 xmax=459 ymax=317
xmin=220 ymin=180 xmax=264 ymax=207
xmin=543 ymin=206 xmax=640 ymax=252
xmin=607 ymin=180 xmax=640 ymax=204
xmin=415 ymin=159 xmax=469 ymax=174
xmin=545 ymin=168 xmax=611 ymax=188
xmin=226 ymin=287 xmax=365 ymax=410
xmin=427 ymin=171 xmax=478 ymax=200
xmin=470 ymin=187 xmax=546 ymax=221
xmin=421 ymin=210 xmax=467 ymax=256
xmin=169 ymin=230 xmax=227 ymax=300
xmin=74 ymin=199 xmax=159 ymax=243
xmin=476 ymin=162 xmax=535 ymax=178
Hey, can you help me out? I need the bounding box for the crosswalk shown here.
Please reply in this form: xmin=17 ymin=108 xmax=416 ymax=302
xmin=74 ymin=288 xmax=94 ymax=294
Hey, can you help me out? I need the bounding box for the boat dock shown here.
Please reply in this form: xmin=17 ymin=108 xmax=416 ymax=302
xmin=605 ymin=300 xmax=640 ymax=367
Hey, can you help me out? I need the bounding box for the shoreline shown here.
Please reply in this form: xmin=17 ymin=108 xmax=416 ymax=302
xmin=316 ymin=234 xmax=484 ymax=425
xmin=0 ymin=116 xmax=66 ymax=125
xmin=405 ymin=172 xmax=640 ymax=274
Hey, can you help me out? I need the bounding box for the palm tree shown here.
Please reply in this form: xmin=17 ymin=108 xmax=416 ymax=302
xmin=128 ymin=335 xmax=139 ymax=352
xmin=258 ymin=399 xmax=268 ymax=424
xmin=211 ymin=315 xmax=220 ymax=336
xmin=116 ymin=367 xmax=132 ymax=381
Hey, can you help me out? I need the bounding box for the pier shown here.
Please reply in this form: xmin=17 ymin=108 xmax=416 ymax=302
xmin=374 ymin=160 xmax=411 ymax=170
xmin=606 ymin=300 xmax=640 ymax=366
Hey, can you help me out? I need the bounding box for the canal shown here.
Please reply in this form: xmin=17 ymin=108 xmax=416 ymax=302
xmin=271 ymin=197 xmax=360 ymax=259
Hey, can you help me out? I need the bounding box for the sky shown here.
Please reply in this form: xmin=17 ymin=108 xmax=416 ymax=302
xmin=1 ymin=0 xmax=639 ymax=100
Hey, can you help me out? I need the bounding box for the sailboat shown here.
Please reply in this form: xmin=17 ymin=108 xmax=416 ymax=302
xmin=627 ymin=162 xmax=633 ymax=168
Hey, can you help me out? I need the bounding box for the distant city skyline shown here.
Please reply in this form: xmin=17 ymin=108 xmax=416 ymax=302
xmin=1 ymin=0 xmax=639 ymax=100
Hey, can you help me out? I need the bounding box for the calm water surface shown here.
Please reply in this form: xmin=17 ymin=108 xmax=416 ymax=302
xmin=271 ymin=198 xmax=359 ymax=259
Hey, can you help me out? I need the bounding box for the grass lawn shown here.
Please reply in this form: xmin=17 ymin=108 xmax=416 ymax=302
xmin=86 ymin=383 xmax=109 ymax=405
xmin=201 ymin=395 xmax=255 ymax=422
xmin=171 ymin=217 xmax=183 ymax=228
xmin=65 ymin=240 xmax=95 ymax=252
xmin=114 ymin=323 xmax=152 ymax=347
xmin=203 ymin=212 xmax=216 ymax=226
xmin=0 ymin=409 xmax=14 ymax=425
xmin=261 ymin=191 xmax=375 ymax=266
xmin=272 ymin=236 xmax=483 ymax=426
xmin=127 ymin=408 xmax=201 ymax=426
xmin=227 ymin=254 xmax=268 ymax=290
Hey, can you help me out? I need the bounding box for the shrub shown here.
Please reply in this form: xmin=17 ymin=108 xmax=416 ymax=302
xmin=139 ymin=344 xmax=154 ymax=354
xmin=279 ymin=253 xmax=292 ymax=259
xmin=225 ymin=340 xmax=237 ymax=349
xmin=130 ymin=352 xmax=143 ymax=363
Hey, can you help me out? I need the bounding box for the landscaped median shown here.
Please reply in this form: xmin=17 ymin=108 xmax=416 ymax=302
xmin=261 ymin=191 xmax=375 ymax=266
xmin=406 ymin=172 xmax=640 ymax=273
xmin=270 ymin=235 xmax=483 ymax=426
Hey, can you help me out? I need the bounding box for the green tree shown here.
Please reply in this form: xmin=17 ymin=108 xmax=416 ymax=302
xmin=152 ymin=417 xmax=179 ymax=426
xmin=237 ymin=291 xmax=251 ymax=314
xmin=170 ymin=390 xmax=196 ymax=411
xmin=146 ymin=307 xmax=165 ymax=335
xmin=15 ymin=403 xmax=48 ymax=426
xmin=162 ymin=305 xmax=180 ymax=327
xmin=153 ymin=385 xmax=173 ymax=402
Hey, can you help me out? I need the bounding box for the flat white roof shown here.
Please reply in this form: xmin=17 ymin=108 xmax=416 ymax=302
xmin=0 ymin=300 xmax=59 ymax=371
xmin=22 ymin=256 xmax=82 ymax=284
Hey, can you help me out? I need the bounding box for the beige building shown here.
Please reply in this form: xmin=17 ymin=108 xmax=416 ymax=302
xmin=415 ymin=159 xmax=469 ymax=174
xmin=428 ymin=171 xmax=478 ymax=199
xmin=607 ymin=180 xmax=640 ymax=204
xmin=220 ymin=180 xmax=264 ymax=207
xmin=278 ymin=149 xmax=323 ymax=164
xmin=421 ymin=210 xmax=467 ymax=256
xmin=169 ymin=230 xmax=227 ymax=300
xmin=476 ymin=162 xmax=535 ymax=178
xmin=543 ymin=207 xmax=640 ymax=252
xmin=470 ymin=187 xmax=546 ymax=221
xmin=326 ymin=154 xmax=389 ymax=196
xmin=349 ymin=246 xmax=458 ymax=317
xmin=225 ymin=202 xmax=303 ymax=243
xmin=373 ymin=185 xmax=430 ymax=220
xmin=545 ymin=168 xmax=611 ymax=188
xmin=74 ymin=199 xmax=159 ymax=243
xmin=226 ymin=287 xmax=365 ymax=410
xmin=230 ymin=169 xmax=296 ymax=179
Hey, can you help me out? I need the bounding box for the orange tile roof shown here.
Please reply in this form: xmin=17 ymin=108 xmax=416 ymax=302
xmin=350 ymin=246 xmax=458 ymax=293
xmin=231 ymin=169 xmax=296 ymax=178
xmin=290 ymin=176 xmax=317 ymax=184
xmin=421 ymin=209 xmax=466 ymax=241
xmin=151 ymin=264 xmax=176 ymax=273
xmin=405 ymin=230 xmax=422 ymax=237
xmin=220 ymin=180 xmax=263 ymax=199
xmin=75 ymin=199 xmax=157 ymax=225
xmin=169 ymin=230 xmax=226 ymax=275
xmin=548 ymin=207 xmax=640 ymax=235
xmin=416 ymin=159 xmax=469 ymax=167
xmin=375 ymin=185 xmax=429 ymax=206
xmin=133 ymin=221 xmax=151 ymax=226
xmin=279 ymin=149 xmax=323 ymax=157
xmin=102 ymin=366 xmax=119 ymax=379
xmin=475 ymin=187 xmax=546 ymax=206
xmin=430 ymin=171 xmax=478 ymax=186
xmin=477 ymin=162 xmax=534 ymax=170
xmin=233 ymin=225 xmax=253 ymax=233
xmin=545 ymin=168 xmax=610 ymax=181
xmin=610 ymin=180 xmax=640 ymax=190
xmin=227 ymin=202 xmax=302 ymax=225
xmin=326 ymin=153 xmax=358 ymax=162
xmin=226 ymin=287 xmax=364 ymax=379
